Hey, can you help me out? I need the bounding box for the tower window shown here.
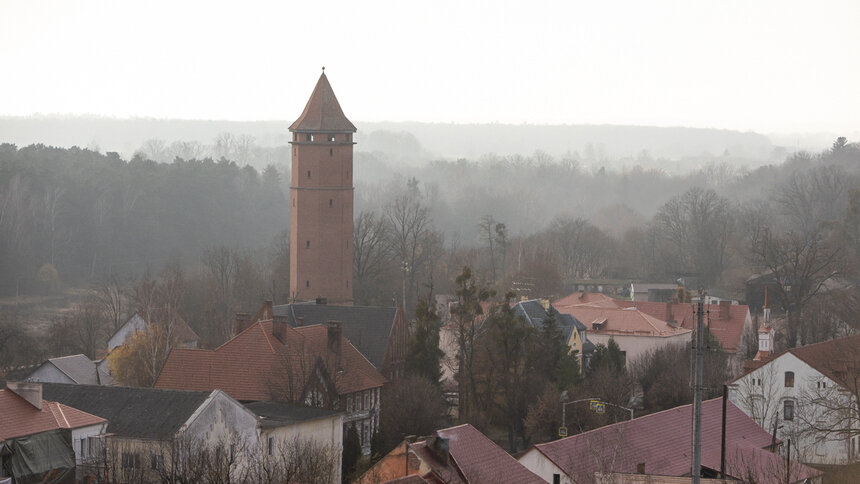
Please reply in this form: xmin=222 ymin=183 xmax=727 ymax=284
xmin=306 ymin=240 xmax=310 ymax=248
xmin=346 ymin=134 xmax=351 ymax=142
xmin=306 ymin=133 xmax=312 ymax=142
xmin=328 ymin=134 xmax=335 ymax=142
xmin=329 ymin=199 xmax=333 ymax=207
xmin=346 ymin=280 xmax=349 ymax=288
xmin=330 ymin=148 xmax=333 ymax=156
xmin=306 ymin=280 xmax=310 ymax=288
xmin=307 ymin=170 xmax=311 ymax=179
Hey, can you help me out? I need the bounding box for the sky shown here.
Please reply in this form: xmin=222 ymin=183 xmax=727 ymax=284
xmin=1 ymin=0 xmax=858 ymax=135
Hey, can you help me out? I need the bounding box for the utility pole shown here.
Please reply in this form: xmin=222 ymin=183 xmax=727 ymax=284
xmin=692 ymin=298 xmax=704 ymax=484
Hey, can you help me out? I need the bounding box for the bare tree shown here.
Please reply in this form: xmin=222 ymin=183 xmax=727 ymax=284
xmin=95 ymin=274 xmax=126 ymax=332
xmin=353 ymin=210 xmax=390 ymax=301
xmin=384 ymin=179 xmax=432 ymax=312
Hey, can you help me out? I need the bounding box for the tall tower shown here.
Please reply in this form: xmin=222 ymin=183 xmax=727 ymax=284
xmin=289 ymin=69 xmax=356 ymax=303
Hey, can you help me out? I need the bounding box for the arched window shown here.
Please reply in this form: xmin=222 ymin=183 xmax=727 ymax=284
xmin=785 ymin=371 xmax=795 ymax=387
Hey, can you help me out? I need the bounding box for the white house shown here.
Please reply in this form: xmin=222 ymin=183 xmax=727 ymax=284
xmin=107 ymin=312 xmax=199 ymax=352
xmin=729 ymin=334 xmax=860 ymax=465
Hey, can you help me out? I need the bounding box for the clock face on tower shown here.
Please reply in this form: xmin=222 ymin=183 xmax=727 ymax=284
xmin=289 ymin=71 xmax=356 ymax=304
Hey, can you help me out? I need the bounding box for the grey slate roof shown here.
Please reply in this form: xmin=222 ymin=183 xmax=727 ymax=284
xmin=47 ymin=354 xmax=111 ymax=385
xmin=41 ymin=383 xmax=212 ymax=440
xmin=273 ymin=303 xmax=398 ymax=369
xmin=245 ymin=401 xmax=342 ymax=429
xmin=513 ymin=300 xmax=592 ymax=355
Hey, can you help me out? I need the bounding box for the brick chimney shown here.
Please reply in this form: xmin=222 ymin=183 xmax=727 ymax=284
xmin=719 ymin=300 xmax=731 ymax=319
xmin=426 ymin=435 xmax=450 ymax=465
xmin=273 ymin=315 xmax=289 ymax=343
xmin=8 ymin=381 xmax=42 ymax=409
xmin=327 ymin=321 xmax=342 ymax=356
xmin=665 ymin=302 xmax=674 ymax=325
xmin=235 ymin=313 xmax=252 ymax=334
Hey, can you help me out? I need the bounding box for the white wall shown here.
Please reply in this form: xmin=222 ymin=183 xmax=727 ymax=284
xmin=27 ymin=363 xmax=75 ymax=384
xmin=729 ymin=352 xmax=856 ymax=465
xmin=72 ymin=422 xmax=108 ymax=465
xmin=261 ymin=414 xmax=343 ymax=484
xmin=108 ymin=314 xmax=146 ymax=351
xmin=589 ymin=332 xmax=688 ymax=364
xmin=518 ymin=448 xmax=570 ymax=484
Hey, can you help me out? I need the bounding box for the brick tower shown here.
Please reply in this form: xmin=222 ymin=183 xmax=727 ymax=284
xmin=289 ymin=69 xmax=356 ymax=303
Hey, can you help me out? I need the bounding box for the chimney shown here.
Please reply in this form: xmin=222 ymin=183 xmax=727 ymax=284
xmin=8 ymin=381 xmax=42 ymax=410
xmin=327 ymin=321 xmax=343 ymax=356
xmin=297 ymin=317 xmax=304 ymax=327
xmin=273 ymin=315 xmax=289 ymax=343
xmin=637 ymin=462 xmax=645 ymax=474
xmin=262 ymin=300 xmax=273 ymax=319
xmin=235 ymin=313 xmax=251 ymax=334
xmin=665 ymin=302 xmax=674 ymax=325
xmin=426 ymin=435 xmax=450 ymax=465
xmin=719 ymin=300 xmax=731 ymax=319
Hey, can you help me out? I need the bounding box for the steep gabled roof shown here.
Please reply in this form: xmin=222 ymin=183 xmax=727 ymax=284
xmin=785 ymin=335 xmax=860 ymax=390
xmin=289 ymin=72 xmax=357 ymax=132
xmin=512 ymin=299 xmax=586 ymax=342
xmin=528 ymin=398 xmax=819 ymax=484
xmin=41 ymin=383 xmax=213 ymax=440
xmin=274 ymin=303 xmax=399 ymax=369
xmin=42 ymin=354 xmax=111 ymax=385
xmin=411 ymin=424 xmax=544 ymax=484
xmin=154 ymin=321 xmax=386 ymax=402
xmin=0 ymin=388 xmax=106 ymax=441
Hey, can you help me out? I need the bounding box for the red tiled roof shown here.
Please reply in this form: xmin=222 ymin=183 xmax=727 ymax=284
xmin=0 ymin=389 xmax=106 ymax=441
xmin=529 ymin=398 xmax=819 ymax=484
xmin=786 ymin=334 xmax=860 ymax=391
xmin=154 ymin=321 xmax=386 ymax=401
xmin=555 ymin=304 xmax=690 ymax=337
xmin=289 ymin=72 xmax=357 ymax=132
xmin=616 ymin=301 xmax=749 ymax=352
xmin=411 ymin=424 xmax=544 ymax=484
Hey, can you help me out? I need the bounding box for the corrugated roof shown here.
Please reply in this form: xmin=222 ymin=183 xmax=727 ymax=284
xmin=289 ymin=72 xmax=357 ymax=132
xmin=0 ymin=388 xmax=106 ymax=441
xmin=41 ymin=383 xmax=211 ymax=440
xmin=274 ymin=303 xmax=398 ymax=369
xmin=530 ymin=398 xmax=820 ymax=484
xmin=411 ymin=424 xmax=544 ymax=484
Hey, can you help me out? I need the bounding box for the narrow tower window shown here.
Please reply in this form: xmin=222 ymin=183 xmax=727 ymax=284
xmin=306 ymin=133 xmax=312 ymax=142
xmin=306 ymin=280 xmax=310 ymax=288
xmin=307 ymin=170 xmax=311 ymax=179
xmin=330 ymin=148 xmax=333 ymax=156
xmin=329 ymin=199 xmax=333 ymax=207
xmin=328 ymin=134 xmax=335 ymax=142
xmin=306 ymin=240 xmax=310 ymax=248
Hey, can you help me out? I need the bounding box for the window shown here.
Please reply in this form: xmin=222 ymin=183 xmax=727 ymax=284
xmin=306 ymin=240 xmax=310 ymax=248
xmin=307 ymin=170 xmax=311 ymax=179
xmin=784 ymin=400 xmax=795 ymax=420
xmin=306 ymin=133 xmax=312 ymax=142
xmin=347 ymin=395 xmax=352 ymax=412
xmin=230 ymin=444 xmax=236 ymax=461
xmin=365 ymin=390 xmax=370 ymax=409
xmin=80 ymin=439 xmax=86 ymax=459
xmin=553 ymin=474 xmax=561 ymax=484
xmin=330 ymin=148 xmax=333 ymax=156
xmin=785 ymin=371 xmax=795 ymax=388
xmin=328 ymin=134 xmax=335 ymax=142
xmin=268 ymin=437 xmax=274 ymax=456
xmin=346 ymin=134 xmax=351 ymax=142
xmin=329 ymin=199 xmax=333 ymax=207
xmin=306 ymin=280 xmax=310 ymax=288
xmin=150 ymin=454 xmax=163 ymax=471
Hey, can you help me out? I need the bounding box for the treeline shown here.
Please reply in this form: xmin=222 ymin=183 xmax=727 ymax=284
xmin=0 ymin=143 xmax=289 ymax=296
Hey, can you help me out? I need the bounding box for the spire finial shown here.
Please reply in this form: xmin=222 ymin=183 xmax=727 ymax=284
xmin=322 ymin=66 xmax=325 ymax=73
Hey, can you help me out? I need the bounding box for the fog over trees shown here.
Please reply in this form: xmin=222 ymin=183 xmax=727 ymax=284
xmin=1 ymin=128 xmax=859 ymax=374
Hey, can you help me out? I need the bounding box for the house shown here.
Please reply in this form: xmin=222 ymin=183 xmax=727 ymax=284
xmin=1 ymin=382 xmax=107 ymax=483
xmin=357 ymin=424 xmax=544 ymax=484
xmin=40 ymin=382 xmax=260 ymax=481
xmin=518 ymin=397 xmax=821 ymax=484
xmin=107 ymin=311 xmax=199 ymax=351
xmin=553 ymin=300 xmax=690 ymax=364
xmin=729 ymin=334 xmax=860 ymax=466
xmin=155 ymin=315 xmax=387 ymax=454
xmin=512 ymin=298 xmax=594 ymax=370
xmin=555 ymin=292 xmax=754 ymax=373
xmin=267 ymin=300 xmax=409 ymax=380
xmin=24 ymin=354 xmax=113 ymax=385
xmin=630 ymin=283 xmax=678 ymax=302
xmin=245 ymin=401 xmax=343 ymax=483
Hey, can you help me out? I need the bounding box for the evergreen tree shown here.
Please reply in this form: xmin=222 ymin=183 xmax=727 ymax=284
xmin=406 ymin=297 xmax=444 ymax=383
xmin=588 ymin=337 xmax=625 ymax=375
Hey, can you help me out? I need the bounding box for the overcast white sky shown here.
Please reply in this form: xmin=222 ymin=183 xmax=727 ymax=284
xmin=1 ymin=0 xmax=858 ymax=134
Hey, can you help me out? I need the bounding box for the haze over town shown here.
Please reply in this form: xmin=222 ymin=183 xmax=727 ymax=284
xmin=1 ymin=1 xmax=860 ymax=483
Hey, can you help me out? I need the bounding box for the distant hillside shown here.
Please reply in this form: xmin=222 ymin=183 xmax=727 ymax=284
xmin=0 ymin=115 xmax=778 ymax=167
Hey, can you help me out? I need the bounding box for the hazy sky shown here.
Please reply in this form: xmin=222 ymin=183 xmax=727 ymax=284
xmin=1 ymin=0 xmax=858 ymax=134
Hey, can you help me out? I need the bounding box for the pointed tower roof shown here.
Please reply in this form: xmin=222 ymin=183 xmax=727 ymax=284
xmin=289 ymin=70 xmax=357 ymax=132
